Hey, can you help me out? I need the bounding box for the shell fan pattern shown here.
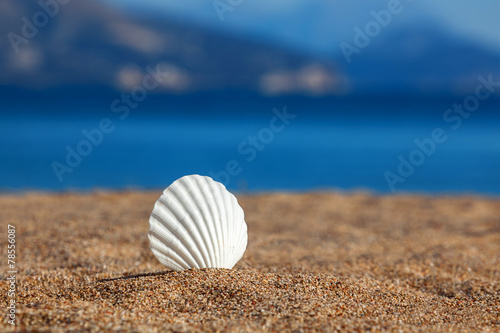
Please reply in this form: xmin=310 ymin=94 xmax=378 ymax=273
xmin=148 ymin=175 xmax=248 ymax=271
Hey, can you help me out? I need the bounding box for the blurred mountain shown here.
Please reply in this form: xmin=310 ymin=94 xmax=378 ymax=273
xmin=340 ymin=20 xmax=500 ymax=96
xmin=108 ymin=0 xmax=500 ymax=97
xmin=1 ymin=0 xmax=500 ymax=98
xmin=0 ymin=0 xmax=343 ymax=96
xmin=201 ymin=0 xmax=500 ymax=96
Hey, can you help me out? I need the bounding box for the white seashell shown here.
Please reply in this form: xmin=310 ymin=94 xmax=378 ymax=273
xmin=148 ymin=174 xmax=248 ymax=271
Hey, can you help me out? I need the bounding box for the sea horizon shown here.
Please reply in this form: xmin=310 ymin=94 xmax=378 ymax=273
xmin=2 ymin=96 xmax=499 ymax=196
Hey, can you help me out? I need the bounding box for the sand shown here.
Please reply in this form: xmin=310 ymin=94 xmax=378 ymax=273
xmin=0 ymin=191 xmax=499 ymax=332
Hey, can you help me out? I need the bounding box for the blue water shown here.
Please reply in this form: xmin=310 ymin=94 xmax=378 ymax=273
xmin=1 ymin=98 xmax=499 ymax=195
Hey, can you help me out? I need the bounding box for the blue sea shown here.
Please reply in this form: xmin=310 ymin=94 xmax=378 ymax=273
xmin=1 ymin=96 xmax=499 ymax=195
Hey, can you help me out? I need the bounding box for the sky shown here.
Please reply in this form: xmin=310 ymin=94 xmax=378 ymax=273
xmin=104 ymin=0 xmax=500 ymax=55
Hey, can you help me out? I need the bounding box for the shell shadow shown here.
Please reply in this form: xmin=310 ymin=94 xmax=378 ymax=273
xmin=97 ymin=270 xmax=174 ymax=283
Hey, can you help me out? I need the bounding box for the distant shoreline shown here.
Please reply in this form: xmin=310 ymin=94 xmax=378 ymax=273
xmin=3 ymin=85 xmax=500 ymax=109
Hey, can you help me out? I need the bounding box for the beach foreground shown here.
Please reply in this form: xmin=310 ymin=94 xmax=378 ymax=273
xmin=0 ymin=192 xmax=499 ymax=332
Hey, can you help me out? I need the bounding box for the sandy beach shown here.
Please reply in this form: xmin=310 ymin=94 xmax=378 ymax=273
xmin=0 ymin=191 xmax=499 ymax=332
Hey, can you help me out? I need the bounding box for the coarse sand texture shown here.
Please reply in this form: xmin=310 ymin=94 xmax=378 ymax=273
xmin=0 ymin=192 xmax=499 ymax=332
